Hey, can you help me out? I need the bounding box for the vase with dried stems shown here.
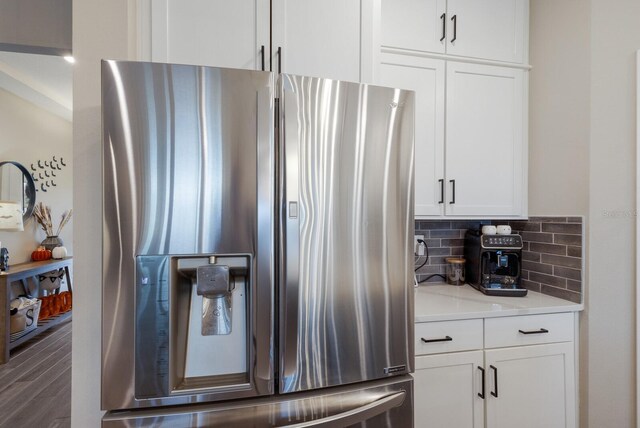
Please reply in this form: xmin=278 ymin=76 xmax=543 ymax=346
xmin=33 ymin=202 xmax=73 ymax=251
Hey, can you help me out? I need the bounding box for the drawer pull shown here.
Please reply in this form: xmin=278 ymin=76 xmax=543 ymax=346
xmin=490 ymin=365 xmax=498 ymax=398
xmin=449 ymin=179 xmax=456 ymax=204
xmin=478 ymin=366 xmax=485 ymax=399
xmin=451 ymin=15 xmax=457 ymax=43
xmin=421 ymin=335 xmax=453 ymax=343
xmin=518 ymin=328 xmax=549 ymax=335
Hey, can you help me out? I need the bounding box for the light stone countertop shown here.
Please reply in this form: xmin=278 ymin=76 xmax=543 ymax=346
xmin=414 ymin=283 xmax=583 ymax=323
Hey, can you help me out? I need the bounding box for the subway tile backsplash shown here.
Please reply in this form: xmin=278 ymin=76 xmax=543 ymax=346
xmin=415 ymin=216 xmax=583 ymax=303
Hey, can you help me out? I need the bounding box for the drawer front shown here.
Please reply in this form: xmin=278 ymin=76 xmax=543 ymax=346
xmin=415 ymin=319 xmax=483 ymax=355
xmin=484 ymin=312 xmax=574 ymax=348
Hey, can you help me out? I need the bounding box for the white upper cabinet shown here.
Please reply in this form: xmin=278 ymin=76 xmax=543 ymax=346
xmin=382 ymin=0 xmax=447 ymax=55
xmin=381 ymin=0 xmax=529 ymax=64
xmin=447 ymin=0 xmax=528 ymax=64
xmin=150 ymin=0 xmax=269 ymax=70
xmin=445 ymin=61 xmax=525 ymax=216
xmin=377 ymin=58 xmax=526 ymax=218
xmin=374 ymin=0 xmax=531 ymax=218
xmin=378 ymin=54 xmax=445 ymax=216
xmin=271 ymin=0 xmax=362 ymax=82
xmin=148 ymin=0 xmax=366 ymax=82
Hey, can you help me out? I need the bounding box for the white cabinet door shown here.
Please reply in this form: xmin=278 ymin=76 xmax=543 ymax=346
xmin=378 ymin=54 xmax=445 ymax=216
xmin=484 ymin=343 xmax=576 ymax=428
xmin=380 ymin=0 xmax=528 ymax=64
xmin=271 ymin=0 xmax=361 ymax=81
xmin=381 ymin=0 xmax=446 ymax=54
xmin=151 ymin=0 xmax=269 ymax=70
xmin=414 ymin=351 xmax=485 ymax=428
xmin=446 ymin=0 xmax=528 ymax=63
xmin=445 ymin=61 xmax=524 ymax=216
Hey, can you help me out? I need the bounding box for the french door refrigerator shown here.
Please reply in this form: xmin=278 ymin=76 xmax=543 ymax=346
xmin=101 ymin=60 xmax=415 ymax=427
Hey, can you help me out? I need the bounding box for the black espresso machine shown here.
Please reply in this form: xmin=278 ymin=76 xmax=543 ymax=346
xmin=464 ymin=229 xmax=527 ymax=296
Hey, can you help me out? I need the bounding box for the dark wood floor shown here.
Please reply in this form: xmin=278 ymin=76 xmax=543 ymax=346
xmin=0 ymin=320 xmax=71 ymax=428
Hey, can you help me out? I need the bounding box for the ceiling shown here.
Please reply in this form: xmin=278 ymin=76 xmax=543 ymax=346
xmin=0 ymin=50 xmax=72 ymax=121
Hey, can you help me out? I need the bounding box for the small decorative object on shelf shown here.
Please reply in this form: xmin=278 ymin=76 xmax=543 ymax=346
xmin=41 ymin=235 xmax=63 ymax=251
xmin=38 ymin=269 xmax=65 ymax=292
xmin=51 ymin=246 xmax=67 ymax=259
xmin=0 ymin=247 xmax=8 ymax=272
xmin=31 ymin=246 xmax=52 ymax=261
xmin=33 ymin=203 xmax=72 ymax=251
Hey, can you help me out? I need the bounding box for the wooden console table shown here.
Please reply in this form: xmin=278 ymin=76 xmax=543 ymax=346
xmin=0 ymin=257 xmax=73 ymax=364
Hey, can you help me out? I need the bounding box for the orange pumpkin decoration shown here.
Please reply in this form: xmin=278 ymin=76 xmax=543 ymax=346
xmin=31 ymin=246 xmax=52 ymax=261
xmin=59 ymin=291 xmax=72 ymax=312
xmin=52 ymin=295 xmax=62 ymax=315
xmin=39 ymin=296 xmax=51 ymax=319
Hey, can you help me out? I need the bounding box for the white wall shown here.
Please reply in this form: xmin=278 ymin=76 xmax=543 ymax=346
xmin=71 ymin=1 xmax=137 ymax=426
xmin=588 ymin=0 xmax=640 ymax=426
xmin=0 ymin=86 xmax=73 ymax=264
xmin=531 ymin=1 xmax=640 ymax=426
xmin=528 ymin=0 xmax=590 ymax=216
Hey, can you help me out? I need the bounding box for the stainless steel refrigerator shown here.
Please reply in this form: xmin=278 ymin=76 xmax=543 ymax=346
xmin=101 ymin=60 xmax=415 ymax=427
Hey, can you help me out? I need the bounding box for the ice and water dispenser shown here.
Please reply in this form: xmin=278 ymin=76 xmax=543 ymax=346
xmin=135 ymin=254 xmax=251 ymax=399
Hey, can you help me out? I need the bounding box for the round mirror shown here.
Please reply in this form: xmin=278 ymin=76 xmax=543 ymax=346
xmin=0 ymin=161 xmax=36 ymax=222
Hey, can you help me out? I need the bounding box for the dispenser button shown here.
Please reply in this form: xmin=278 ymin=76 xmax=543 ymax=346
xmin=289 ymin=201 xmax=298 ymax=219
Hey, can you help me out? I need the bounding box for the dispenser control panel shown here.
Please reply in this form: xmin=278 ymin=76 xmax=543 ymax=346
xmin=481 ymin=234 xmax=523 ymax=249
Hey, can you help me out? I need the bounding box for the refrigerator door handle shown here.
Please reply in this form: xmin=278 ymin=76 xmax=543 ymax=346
xmin=280 ymin=79 xmax=301 ymax=383
xmin=284 ymin=391 xmax=406 ymax=427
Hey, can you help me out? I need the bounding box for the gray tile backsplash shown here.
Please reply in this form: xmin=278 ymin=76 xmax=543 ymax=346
xmin=415 ymin=216 xmax=583 ymax=303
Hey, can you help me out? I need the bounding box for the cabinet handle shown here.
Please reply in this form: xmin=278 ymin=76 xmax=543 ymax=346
xmin=518 ymin=328 xmax=549 ymax=335
xmin=490 ymin=365 xmax=498 ymax=397
xmin=478 ymin=366 xmax=485 ymax=399
xmin=277 ymin=46 xmax=282 ymax=74
xmin=440 ymin=13 xmax=446 ymax=41
xmin=438 ymin=179 xmax=444 ymax=204
xmin=260 ymin=45 xmax=265 ymax=71
xmin=449 ymin=179 xmax=455 ymax=204
xmin=451 ymin=15 xmax=457 ymax=43
xmin=420 ymin=335 xmax=452 ymax=343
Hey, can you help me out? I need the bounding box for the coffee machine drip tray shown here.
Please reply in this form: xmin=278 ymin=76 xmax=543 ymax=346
xmin=470 ymin=281 xmax=528 ymax=297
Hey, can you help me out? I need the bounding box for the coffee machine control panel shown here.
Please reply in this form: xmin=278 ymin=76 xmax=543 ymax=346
xmin=481 ymin=234 xmax=523 ymax=249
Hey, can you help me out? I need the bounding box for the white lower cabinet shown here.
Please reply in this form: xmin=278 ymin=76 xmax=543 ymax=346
xmin=484 ymin=343 xmax=575 ymax=428
xmin=414 ymin=314 xmax=576 ymax=428
xmin=415 ymin=351 xmax=484 ymax=427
